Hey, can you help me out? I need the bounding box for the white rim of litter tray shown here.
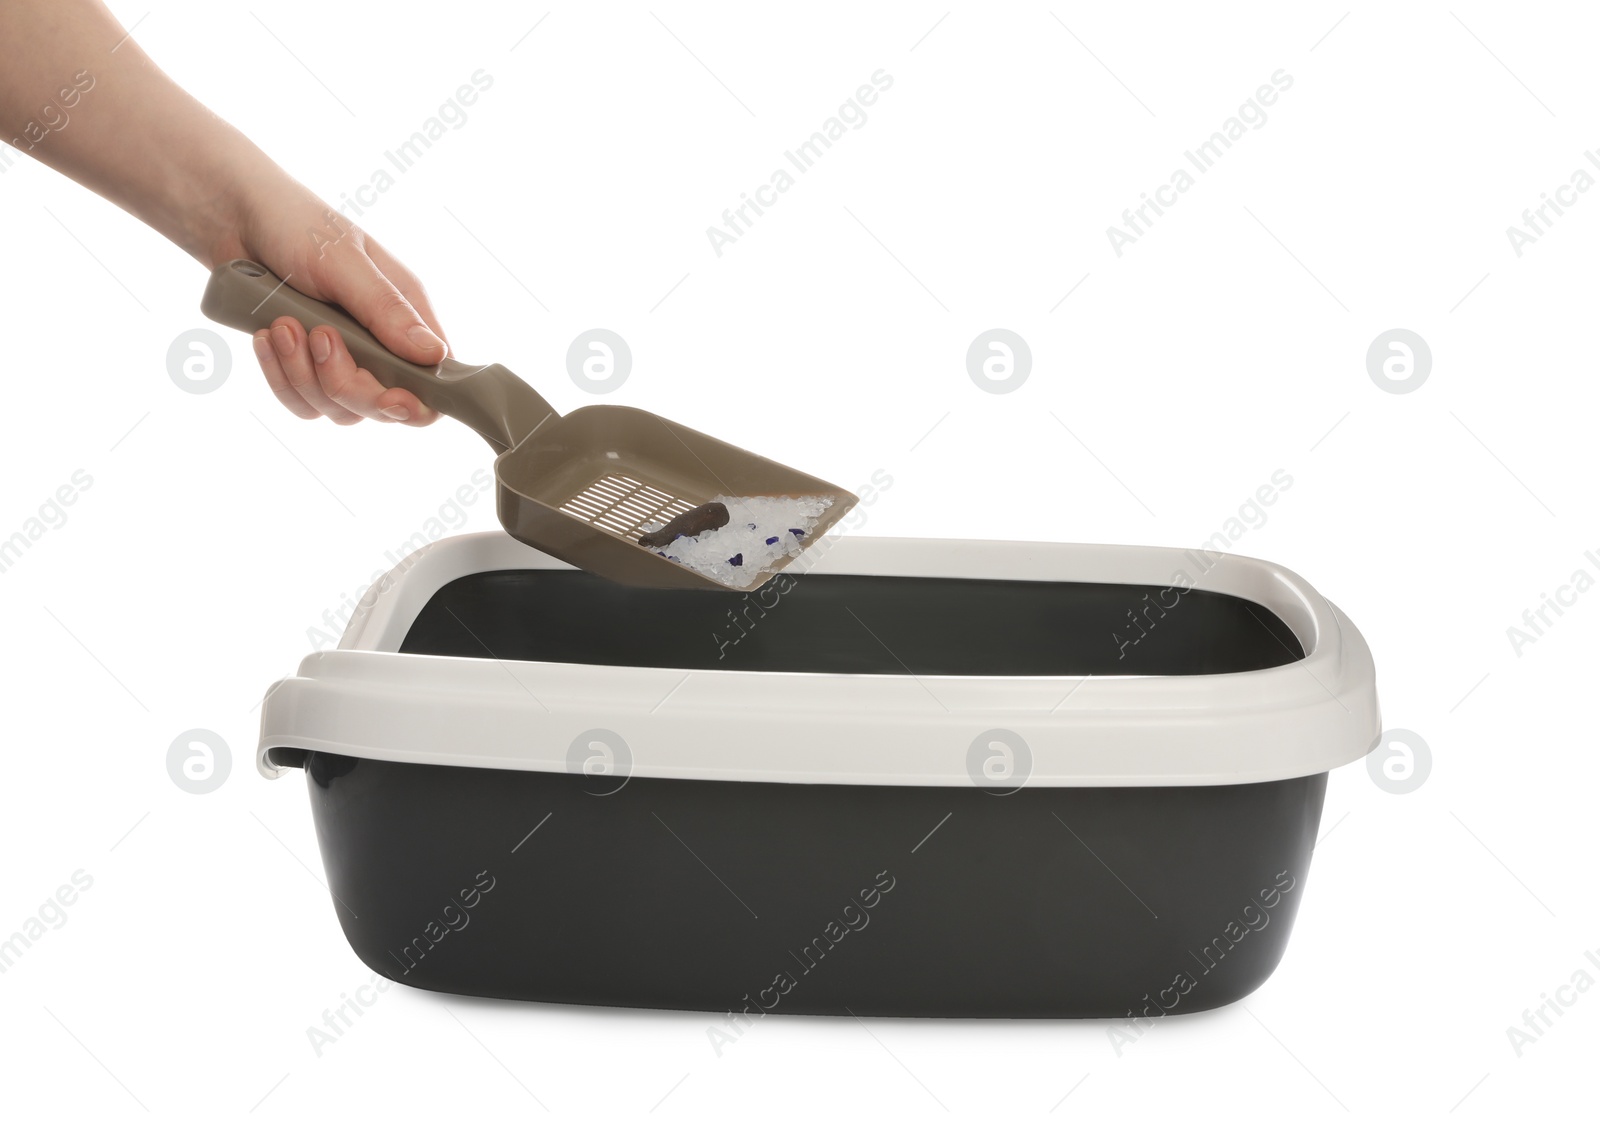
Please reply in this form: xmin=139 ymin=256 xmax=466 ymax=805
xmin=256 ymin=531 xmax=1380 ymax=786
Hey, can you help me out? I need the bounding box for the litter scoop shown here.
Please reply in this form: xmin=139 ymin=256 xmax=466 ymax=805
xmin=203 ymin=260 xmax=857 ymax=591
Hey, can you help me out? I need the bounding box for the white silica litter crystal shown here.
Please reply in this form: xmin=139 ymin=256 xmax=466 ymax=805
xmin=639 ymin=495 xmax=833 ymax=588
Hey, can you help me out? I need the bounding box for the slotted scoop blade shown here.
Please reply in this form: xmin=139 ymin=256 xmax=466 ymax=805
xmin=203 ymin=260 xmax=857 ymax=591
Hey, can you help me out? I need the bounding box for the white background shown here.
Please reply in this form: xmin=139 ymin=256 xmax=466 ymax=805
xmin=1 ymin=1 xmax=1595 ymax=1120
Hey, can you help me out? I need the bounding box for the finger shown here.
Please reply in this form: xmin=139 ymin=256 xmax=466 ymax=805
xmin=252 ymin=330 xmax=320 ymax=420
xmin=319 ymin=251 xmax=448 ymax=366
xmin=309 ymin=326 xmax=439 ymax=426
xmin=366 ymin=241 xmax=450 ymax=354
xmin=269 ymin=317 xmax=362 ymax=425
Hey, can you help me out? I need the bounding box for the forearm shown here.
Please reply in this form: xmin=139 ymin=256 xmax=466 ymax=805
xmin=0 ymin=0 xmax=289 ymax=264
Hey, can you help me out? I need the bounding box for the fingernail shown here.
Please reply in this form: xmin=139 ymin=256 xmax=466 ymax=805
xmin=252 ymin=331 xmax=272 ymax=357
xmin=309 ymin=329 xmax=331 ymax=364
xmin=381 ymin=405 xmax=411 ymax=421
xmin=271 ymin=324 xmax=295 ymax=356
xmin=407 ymin=324 xmax=445 ymax=353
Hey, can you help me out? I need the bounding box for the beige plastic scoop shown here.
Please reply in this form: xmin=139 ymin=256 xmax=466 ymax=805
xmin=203 ymin=260 xmax=857 ymax=591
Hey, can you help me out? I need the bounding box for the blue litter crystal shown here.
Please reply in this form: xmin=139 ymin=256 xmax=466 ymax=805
xmin=788 ymin=528 xmax=804 ymax=537
xmin=728 ymin=553 xmax=743 ymax=566
xmin=765 ymin=536 xmax=779 ymax=545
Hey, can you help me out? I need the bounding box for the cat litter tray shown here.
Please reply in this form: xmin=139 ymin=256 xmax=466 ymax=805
xmin=257 ymin=531 xmax=1378 ymax=1018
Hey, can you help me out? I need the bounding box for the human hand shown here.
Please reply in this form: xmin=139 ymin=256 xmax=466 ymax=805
xmin=1 ymin=0 xmax=451 ymax=427
xmin=219 ymin=178 xmax=450 ymax=426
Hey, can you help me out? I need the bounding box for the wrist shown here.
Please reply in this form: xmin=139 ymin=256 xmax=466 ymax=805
xmin=174 ymin=142 xmax=284 ymax=268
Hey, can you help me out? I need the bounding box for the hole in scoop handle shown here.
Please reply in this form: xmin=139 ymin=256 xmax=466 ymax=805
xmin=200 ymin=259 xmax=557 ymax=453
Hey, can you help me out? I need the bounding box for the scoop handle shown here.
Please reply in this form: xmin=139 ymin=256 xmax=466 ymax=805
xmin=201 ymin=259 xmax=556 ymax=453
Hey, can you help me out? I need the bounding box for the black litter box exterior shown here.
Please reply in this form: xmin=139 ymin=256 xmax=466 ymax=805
xmin=301 ymin=753 xmax=1324 ymax=1018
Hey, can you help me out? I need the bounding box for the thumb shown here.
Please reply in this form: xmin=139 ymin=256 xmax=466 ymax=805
xmin=325 ymin=253 xmax=448 ymax=366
